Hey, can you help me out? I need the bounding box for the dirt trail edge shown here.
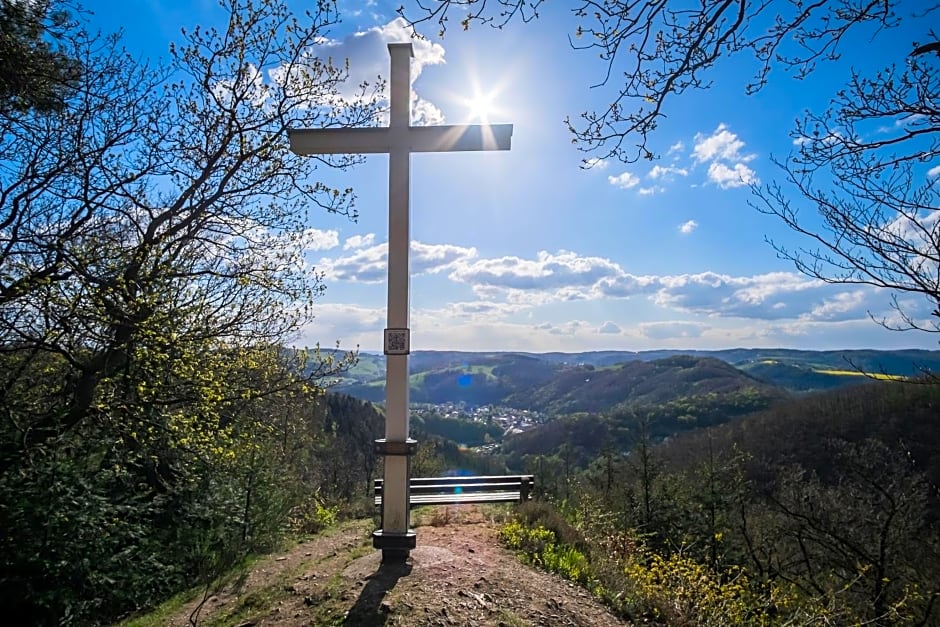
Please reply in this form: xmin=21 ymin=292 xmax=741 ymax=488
xmin=163 ymin=506 xmax=632 ymax=626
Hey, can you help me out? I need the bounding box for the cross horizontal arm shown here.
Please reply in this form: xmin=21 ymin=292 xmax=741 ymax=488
xmin=408 ymin=124 xmax=513 ymax=152
xmin=288 ymin=124 xmax=513 ymax=156
xmin=288 ymin=127 xmax=392 ymax=155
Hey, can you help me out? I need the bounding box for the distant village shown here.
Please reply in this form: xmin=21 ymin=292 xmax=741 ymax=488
xmin=410 ymin=402 xmax=545 ymax=449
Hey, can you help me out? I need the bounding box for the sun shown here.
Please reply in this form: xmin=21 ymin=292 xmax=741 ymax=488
xmin=463 ymin=89 xmax=498 ymax=123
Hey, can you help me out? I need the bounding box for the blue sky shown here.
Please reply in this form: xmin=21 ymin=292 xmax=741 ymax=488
xmin=83 ymin=1 xmax=939 ymax=353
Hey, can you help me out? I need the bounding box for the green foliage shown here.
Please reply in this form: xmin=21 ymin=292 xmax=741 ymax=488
xmin=289 ymin=494 xmax=341 ymax=535
xmin=0 ymin=346 xmax=379 ymax=623
xmin=545 ymin=382 xmax=940 ymax=626
xmin=498 ymin=521 xmax=594 ymax=586
xmin=0 ymin=0 xmax=385 ymax=622
xmin=500 ymin=379 xmax=940 ymax=626
xmin=739 ymin=360 xmax=870 ymax=393
xmin=0 ymin=0 xmax=80 ymax=114
xmin=622 ymin=549 xmax=801 ymax=626
xmin=0 ymin=440 xmax=179 ymax=622
xmin=515 ymin=500 xmax=586 ymax=550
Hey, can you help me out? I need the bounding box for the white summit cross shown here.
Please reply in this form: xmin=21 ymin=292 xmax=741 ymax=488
xmin=290 ymin=42 xmax=512 ymax=562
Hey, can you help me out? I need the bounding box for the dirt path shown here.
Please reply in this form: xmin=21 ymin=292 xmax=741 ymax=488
xmin=166 ymin=506 xmax=631 ymax=626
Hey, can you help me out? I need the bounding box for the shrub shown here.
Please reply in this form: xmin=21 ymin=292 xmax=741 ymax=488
xmin=515 ymin=500 xmax=586 ymax=551
xmin=288 ymin=494 xmax=340 ymax=535
xmin=622 ymin=549 xmax=806 ymax=626
xmin=498 ymin=521 xmax=596 ymax=587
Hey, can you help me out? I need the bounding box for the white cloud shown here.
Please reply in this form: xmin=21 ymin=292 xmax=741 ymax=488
xmin=707 ymin=161 xmax=758 ymax=188
xmin=638 ymin=186 xmax=665 ymax=196
xmin=667 ymin=141 xmax=685 ymax=154
xmin=310 ymin=18 xmax=447 ymax=124
xmin=592 ymin=273 xmax=659 ymax=298
xmin=436 ymin=300 xmax=519 ymax=319
xmin=693 ymin=124 xmax=748 ymax=163
xmin=307 ymin=241 xmax=914 ymax=352
xmin=584 ymin=157 xmax=609 ymax=170
xmin=448 ymin=248 xmax=864 ymax=323
xmin=651 ymin=271 xmax=830 ymax=319
xmin=300 ymin=309 xmax=921 ymax=353
xmin=649 ymin=165 xmax=689 ymax=179
xmin=690 ymin=124 xmax=759 ymax=189
xmin=212 ymin=63 xmax=269 ymax=108
xmin=323 ymin=243 xmax=387 ymax=283
xmin=883 ymin=211 xmax=940 ymax=279
xmin=534 ymin=320 xmax=589 ymax=336
xmin=412 ymin=241 xmax=478 ymax=274
xmin=403 ymin=316 xmax=631 ymax=352
xmin=298 ymin=302 xmax=386 ymax=346
xmin=608 ymin=171 xmax=640 ymax=189
xmin=928 ymin=164 xmax=940 ymax=178
xmin=446 ymin=247 xmax=899 ymax=325
xmin=450 ymin=250 xmax=624 ymax=292
xmin=678 ymin=220 xmax=698 ymax=234
xmin=885 ymin=209 xmax=940 ymax=244
xmin=412 ymin=96 xmax=445 ymax=126
xmin=343 ymin=233 xmax=376 ymax=250
xmin=471 ymin=285 xmax=559 ymax=308
xmin=301 ymin=228 xmax=340 ymax=251
xmin=322 ymin=240 xmax=476 ymax=282
xmin=803 ymin=290 xmax=870 ymax=321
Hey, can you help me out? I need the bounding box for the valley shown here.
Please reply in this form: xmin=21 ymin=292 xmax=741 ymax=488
xmin=314 ymin=347 xmax=940 ymax=625
xmin=329 ymin=348 xmax=940 ymax=461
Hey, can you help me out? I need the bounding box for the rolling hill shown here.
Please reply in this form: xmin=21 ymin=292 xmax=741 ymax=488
xmin=329 ymin=348 xmax=940 ymax=403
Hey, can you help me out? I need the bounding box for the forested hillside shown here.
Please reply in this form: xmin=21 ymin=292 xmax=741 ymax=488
xmin=504 ymin=355 xmax=787 ymax=414
xmin=334 ymin=348 xmax=940 ymax=401
xmin=339 ymin=353 xmax=790 ymax=411
xmin=501 ymin=383 xmax=782 ymax=469
xmin=508 ymin=380 xmax=940 ymax=625
xmin=663 ymin=381 xmax=940 ymax=488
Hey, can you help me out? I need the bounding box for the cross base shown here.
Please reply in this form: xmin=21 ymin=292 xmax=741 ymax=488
xmin=373 ymin=529 xmax=417 ymax=562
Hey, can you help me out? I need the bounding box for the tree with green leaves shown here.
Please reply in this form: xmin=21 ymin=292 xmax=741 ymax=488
xmin=1 ymin=0 xmax=376 ymax=461
xmin=402 ymin=0 xmax=940 ymax=336
xmin=0 ymin=0 xmax=80 ymax=114
xmin=0 ymin=0 xmax=382 ymax=621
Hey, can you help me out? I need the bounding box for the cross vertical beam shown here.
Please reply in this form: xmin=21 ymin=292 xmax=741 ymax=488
xmin=379 ymin=43 xmax=414 ymax=559
xmin=289 ymin=42 xmax=512 ymax=563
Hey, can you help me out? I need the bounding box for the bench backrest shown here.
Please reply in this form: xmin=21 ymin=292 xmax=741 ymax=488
xmin=374 ymin=474 xmax=534 ymax=503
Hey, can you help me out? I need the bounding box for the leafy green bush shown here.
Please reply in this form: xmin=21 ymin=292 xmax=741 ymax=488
xmin=498 ymin=520 xmax=597 ymax=588
xmin=289 ymin=494 xmax=340 ymax=535
xmin=515 ymin=500 xmax=586 ymax=550
xmin=622 ymin=550 xmax=778 ymax=626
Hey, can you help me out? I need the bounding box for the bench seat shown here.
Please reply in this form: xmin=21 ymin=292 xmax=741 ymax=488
xmin=374 ymin=474 xmax=534 ymax=508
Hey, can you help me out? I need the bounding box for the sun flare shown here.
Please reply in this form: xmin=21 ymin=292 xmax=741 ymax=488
xmin=463 ymin=89 xmax=498 ymax=123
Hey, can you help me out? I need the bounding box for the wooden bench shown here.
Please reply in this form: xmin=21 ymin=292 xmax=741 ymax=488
xmin=374 ymin=474 xmax=535 ymax=507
